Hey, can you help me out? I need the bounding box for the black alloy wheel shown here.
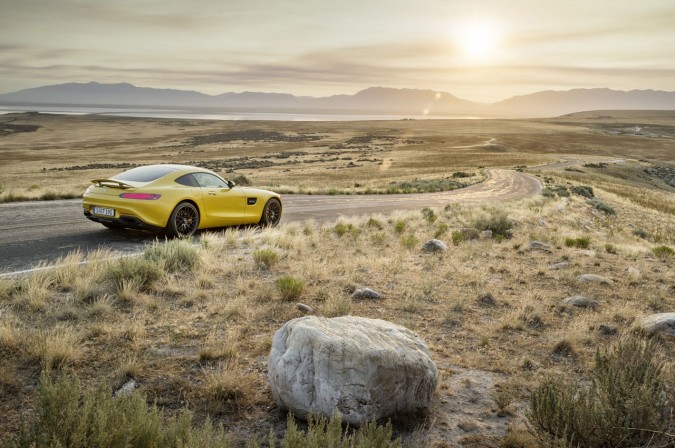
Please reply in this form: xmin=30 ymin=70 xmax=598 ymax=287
xmin=167 ymin=202 xmax=200 ymax=237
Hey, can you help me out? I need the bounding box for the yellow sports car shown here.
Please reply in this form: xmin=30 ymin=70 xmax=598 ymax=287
xmin=83 ymin=164 xmax=282 ymax=237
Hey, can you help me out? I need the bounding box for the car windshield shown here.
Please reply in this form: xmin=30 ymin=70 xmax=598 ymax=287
xmin=114 ymin=165 xmax=179 ymax=183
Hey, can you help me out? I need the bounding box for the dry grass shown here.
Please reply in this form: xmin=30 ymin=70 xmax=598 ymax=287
xmin=6 ymin=111 xmax=673 ymax=199
xmin=0 ymin=194 xmax=672 ymax=445
xmin=0 ymin=112 xmax=673 ymax=445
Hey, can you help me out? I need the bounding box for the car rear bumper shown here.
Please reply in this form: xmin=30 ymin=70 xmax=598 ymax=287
xmin=83 ymin=210 xmax=164 ymax=231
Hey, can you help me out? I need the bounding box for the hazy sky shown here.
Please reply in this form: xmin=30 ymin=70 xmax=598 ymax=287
xmin=1 ymin=0 xmax=674 ymax=102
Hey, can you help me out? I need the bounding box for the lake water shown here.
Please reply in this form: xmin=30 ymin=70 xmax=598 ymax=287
xmin=0 ymin=104 xmax=480 ymax=121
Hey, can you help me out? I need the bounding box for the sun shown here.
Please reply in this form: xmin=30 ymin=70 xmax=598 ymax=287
xmin=458 ymin=22 xmax=499 ymax=62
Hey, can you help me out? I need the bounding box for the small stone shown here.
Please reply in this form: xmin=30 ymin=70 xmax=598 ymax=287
xmin=527 ymin=241 xmax=551 ymax=252
xmin=351 ymin=287 xmax=382 ymax=300
xmin=549 ymin=262 xmax=570 ymax=270
xmin=563 ymin=295 xmax=599 ymax=309
xmin=639 ymin=313 xmax=675 ymax=337
xmin=578 ymin=274 xmax=612 ymax=284
xmin=480 ymin=230 xmax=493 ymax=239
xmin=578 ymin=250 xmax=597 ymax=257
xmin=459 ymin=228 xmax=480 ymax=240
xmin=627 ymin=266 xmax=640 ymax=277
xmin=114 ymin=379 xmax=136 ymax=397
xmin=422 ymin=239 xmax=448 ymax=252
xmin=296 ymin=303 xmax=313 ymax=314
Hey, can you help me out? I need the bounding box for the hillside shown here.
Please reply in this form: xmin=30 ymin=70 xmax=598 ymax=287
xmin=2 ymin=82 xmax=675 ymax=117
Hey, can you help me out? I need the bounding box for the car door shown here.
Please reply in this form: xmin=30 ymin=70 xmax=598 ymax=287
xmin=192 ymin=172 xmax=246 ymax=225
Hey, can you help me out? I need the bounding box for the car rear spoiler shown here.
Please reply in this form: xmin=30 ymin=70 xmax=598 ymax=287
xmin=90 ymin=179 xmax=134 ymax=190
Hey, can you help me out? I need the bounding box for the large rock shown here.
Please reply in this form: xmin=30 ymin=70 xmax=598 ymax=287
xmin=639 ymin=313 xmax=675 ymax=337
xmin=268 ymin=316 xmax=439 ymax=425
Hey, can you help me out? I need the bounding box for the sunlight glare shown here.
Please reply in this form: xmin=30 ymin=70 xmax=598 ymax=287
xmin=458 ymin=22 xmax=499 ymax=62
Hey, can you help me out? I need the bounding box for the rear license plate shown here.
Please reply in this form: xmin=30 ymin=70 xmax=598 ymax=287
xmin=93 ymin=206 xmax=115 ymax=217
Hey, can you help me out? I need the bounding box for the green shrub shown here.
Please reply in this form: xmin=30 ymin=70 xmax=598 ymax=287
xmin=276 ymin=276 xmax=305 ymax=301
xmin=589 ymin=198 xmax=615 ymax=215
xmin=144 ymin=239 xmax=200 ymax=273
xmin=605 ymin=243 xmax=617 ymax=254
xmin=564 ymin=236 xmax=591 ymax=249
xmin=451 ymin=231 xmax=464 ymax=246
xmin=252 ymin=249 xmax=279 ymax=269
xmin=472 ymin=210 xmax=513 ymax=238
xmin=107 ymin=256 xmax=163 ymax=291
xmin=335 ymin=222 xmax=360 ymax=237
xmin=434 ymin=223 xmax=449 ymax=239
xmin=541 ymin=188 xmax=555 ymax=198
xmin=393 ymin=220 xmax=406 ymax=234
xmin=632 ymin=228 xmax=648 ymax=239
xmin=551 ymin=186 xmax=570 ymax=197
xmin=421 ymin=207 xmax=437 ymax=223
xmin=528 ymin=337 xmax=672 ymax=448
xmin=571 ymin=185 xmax=594 ymax=198
xmin=231 ymin=174 xmax=251 ymax=186
xmin=452 ymin=171 xmax=473 ymax=178
xmin=6 ymin=371 xmax=231 ymax=448
xmin=652 ymin=245 xmax=674 ymax=259
xmin=385 ymin=178 xmax=466 ymax=194
xmin=366 ymin=217 xmax=383 ymax=229
xmin=400 ymin=234 xmax=419 ymax=250
xmin=282 ymin=411 xmax=400 ymax=448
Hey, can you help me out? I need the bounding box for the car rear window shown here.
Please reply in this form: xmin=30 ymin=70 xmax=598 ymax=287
xmin=114 ymin=165 xmax=179 ymax=183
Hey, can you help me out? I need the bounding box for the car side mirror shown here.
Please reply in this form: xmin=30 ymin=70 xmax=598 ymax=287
xmin=227 ymin=180 xmax=236 ymax=188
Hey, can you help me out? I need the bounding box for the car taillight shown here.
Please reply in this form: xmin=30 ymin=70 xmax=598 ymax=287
xmin=119 ymin=193 xmax=161 ymax=200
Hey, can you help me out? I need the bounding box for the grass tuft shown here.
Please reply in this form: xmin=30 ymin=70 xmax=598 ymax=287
xmin=144 ymin=239 xmax=200 ymax=273
xmin=564 ymin=236 xmax=591 ymax=249
xmin=276 ymin=276 xmax=306 ymax=301
xmin=253 ymin=249 xmax=280 ymax=269
xmin=652 ymin=245 xmax=674 ymax=259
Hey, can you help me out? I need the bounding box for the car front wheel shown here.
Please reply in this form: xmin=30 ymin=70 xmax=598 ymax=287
xmin=166 ymin=202 xmax=200 ymax=238
xmin=260 ymin=198 xmax=282 ymax=227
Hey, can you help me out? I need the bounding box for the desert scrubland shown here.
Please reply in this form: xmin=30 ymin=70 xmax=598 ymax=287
xmin=0 ymin=111 xmax=673 ymax=447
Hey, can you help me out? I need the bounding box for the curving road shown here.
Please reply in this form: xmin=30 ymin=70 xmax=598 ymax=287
xmin=0 ymin=169 xmax=540 ymax=274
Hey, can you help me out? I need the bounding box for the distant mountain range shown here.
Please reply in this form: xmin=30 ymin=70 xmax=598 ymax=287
xmin=1 ymin=82 xmax=674 ymax=118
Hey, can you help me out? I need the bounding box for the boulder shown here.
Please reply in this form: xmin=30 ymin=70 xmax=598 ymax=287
xmin=422 ymin=239 xmax=448 ymax=253
xmin=480 ymin=230 xmax=493 ymax=239
xmin=459 ymin=227 xmax=480 ymax=240
xmin=639 ymin=313 xmax=675 ymax=337
xmin=578 ymin=274 xmax=612 ymax=284
xmin=563 ymin=295 xmax=599 ymax=309
xmin=268 ymin=316 xmax=439 ymax=425
xmin=351 ymin=287 xmax=382 ymax=300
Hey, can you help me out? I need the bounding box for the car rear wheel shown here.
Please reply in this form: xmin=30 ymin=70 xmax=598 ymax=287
xmin=260 ymin=198 xmax=282 ymax=227
xmin=166 ymin=202 xmax=200 ymax=238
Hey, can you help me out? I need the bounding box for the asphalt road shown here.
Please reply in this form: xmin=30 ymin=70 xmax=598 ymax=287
xmin=0 ymin=169 xmax=540 ymax=274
